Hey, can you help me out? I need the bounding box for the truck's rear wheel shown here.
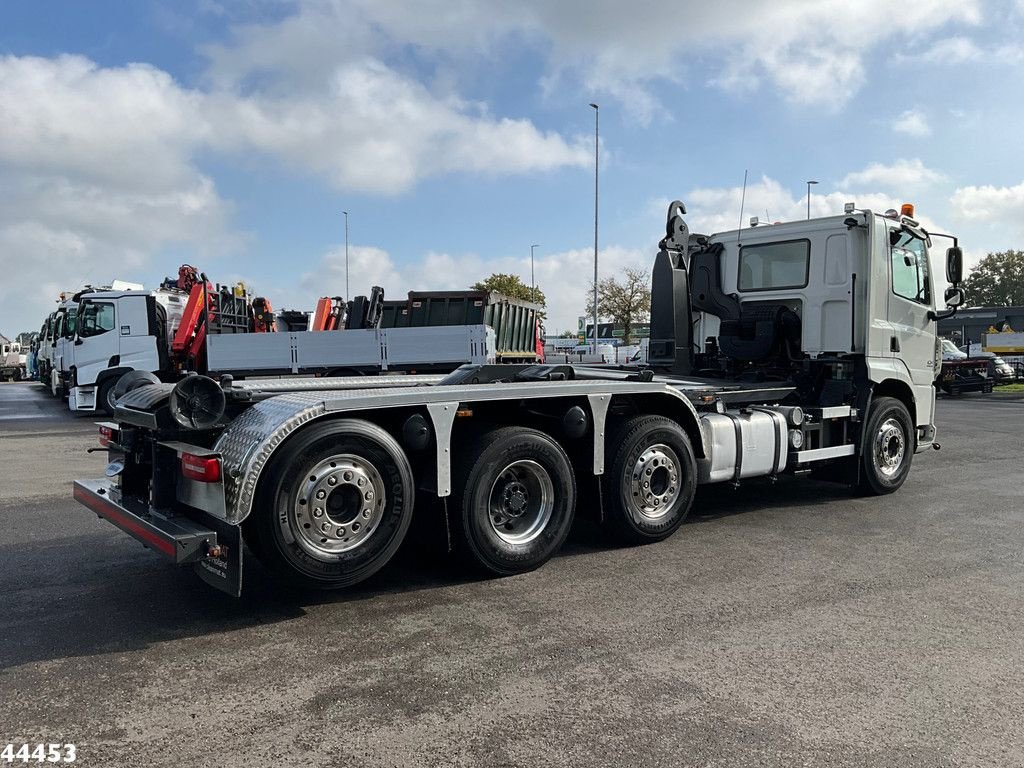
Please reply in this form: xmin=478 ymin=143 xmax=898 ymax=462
xmin=250 ymin=419 xmax=415 ymax=589
xmin=603 ymin=415 xmax=697 ymax=544
xmin=453 ymin=427 xmax=576 ymax=576
xmin=858 ymin=396 xmax=914 ymax=495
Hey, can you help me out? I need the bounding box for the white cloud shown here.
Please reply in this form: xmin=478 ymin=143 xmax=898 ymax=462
xmin=892 ymin=109 xmax=931 ymax=137
xmin=204 ymin=0 xmax=983 ymax=122
xmin=0 ymin=55 xmax=235 ymax=335
xmin=839 ymin=159 xmax=946 ymax=191
xmin=950 ymin=182 xmax=1024 ymax=238
xmin=894 ymin=35 xmax=1024 ymax=66
xmin=297 ymin=243 xmax=646 ymax=334
xmin=0 ymin=49 xmax=591 ymax=331
xmin=205 ymin=60 xmax=591 ymax=194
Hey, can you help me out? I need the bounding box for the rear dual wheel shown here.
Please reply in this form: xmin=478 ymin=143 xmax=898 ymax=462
xmin=453 ymin=427 xmax=576 ymax=576
xmin=250 ymin=419 xmax=415 ymax=589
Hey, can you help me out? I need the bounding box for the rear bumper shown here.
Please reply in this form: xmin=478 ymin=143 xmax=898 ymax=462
xmin=74 ymin=479 xmax=218 ymax=564
xmin=74 ymin=479 xmax=244 ymax=596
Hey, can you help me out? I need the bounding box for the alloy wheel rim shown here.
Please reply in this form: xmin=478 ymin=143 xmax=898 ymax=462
xmin=487 ymin=459 xmax=555 ymax=545
xmin=874 ymin=418 xmax=906 ymax=478
xmin=627 ymin=443 xmax=682 ymax=521
xmin=288 ymin=453 xmax=387 ymax=560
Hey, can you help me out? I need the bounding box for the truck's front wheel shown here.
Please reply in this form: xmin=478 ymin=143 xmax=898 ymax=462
xmin=603 ymin=415 xmax=697 ymax=544
xmin=454 ymin=427 xmax=576 ymax=576
xmin=858 ymin=396 xmax=914 ymax=495
xmin=250 ymin=419 xmax=415 ymax=589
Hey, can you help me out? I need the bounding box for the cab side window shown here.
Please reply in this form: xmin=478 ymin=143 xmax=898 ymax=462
xmin=890 ymin=231 xmax=931 ymax=306
xmin=78 ymin=301 xmax=115 ymax=338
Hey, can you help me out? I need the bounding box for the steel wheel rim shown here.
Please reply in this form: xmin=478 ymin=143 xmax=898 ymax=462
xmin=874 ymin=418 xmax=906 ymax=478
xmin=287 ymin=453 xmax=387 ymax=560
xmin=487 ymin=459 xmax=555 ymax=545
xmin=627 ymin=443 xmax=682 ymax=522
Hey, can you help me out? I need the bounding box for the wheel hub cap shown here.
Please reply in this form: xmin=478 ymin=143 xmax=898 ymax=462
xmin=488 ymin=460 xmax=554 ymax=545
xmin=289 ymin=454 xmax=387 ymax=559
xmin=874 ymin=418 xmax=906 ymax=478
xmin=628 ymin=444 xmax=681 ymax=521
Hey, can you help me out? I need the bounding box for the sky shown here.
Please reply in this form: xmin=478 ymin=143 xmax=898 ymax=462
xmin=2 ymin=0 xmax=1024 ymax=335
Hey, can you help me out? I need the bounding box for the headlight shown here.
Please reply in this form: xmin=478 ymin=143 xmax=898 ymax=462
xmin=788 ymin=429 xmax=804 ymax=449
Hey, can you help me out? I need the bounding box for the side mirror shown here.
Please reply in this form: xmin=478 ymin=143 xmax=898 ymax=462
xmin=944 ymin=286 xmax=965 ymax=309
xmin=946 ymin=246 xmax=963 ymax=285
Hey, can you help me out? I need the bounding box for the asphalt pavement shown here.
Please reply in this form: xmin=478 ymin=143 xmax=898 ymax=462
xmin=1 ymin=381 xmax=1022 ymax=767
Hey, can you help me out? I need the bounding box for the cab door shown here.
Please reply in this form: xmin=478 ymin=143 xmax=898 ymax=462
xmin=74 ymin=298 xmax=119 ymax=387
xmin=887 ymin=226 xmax=936 ymax=428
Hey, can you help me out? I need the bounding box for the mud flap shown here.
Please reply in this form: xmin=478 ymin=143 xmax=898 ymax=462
xmin=193 ymin=515 xmax=243 ymax=597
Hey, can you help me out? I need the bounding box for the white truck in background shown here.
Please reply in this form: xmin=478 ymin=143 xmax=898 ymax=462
xmin=67 ymin=282 xmax=497 ymax=414
xmin=75 ymin=199 xmax=966 ymax=597
xmin=0 ymin=337 xmax=26 ymax=381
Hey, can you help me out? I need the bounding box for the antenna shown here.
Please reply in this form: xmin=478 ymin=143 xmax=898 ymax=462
xmin=737 ymin=169 xmax=748 ymax=243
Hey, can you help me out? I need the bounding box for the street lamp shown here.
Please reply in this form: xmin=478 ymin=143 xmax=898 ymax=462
xmin=805 ymin=180 xmax=818 ymax=220
xmin=530 ymin=244 xmax=539 ymax=297
xmin=590 ymin=102 xmax=599 ymax=354
xmin=342 ymin=210 xmax=350 ymax=299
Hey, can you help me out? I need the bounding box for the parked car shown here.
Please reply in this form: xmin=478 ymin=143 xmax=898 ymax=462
xmin=958 ymin=346 xmax=1015 ymax=382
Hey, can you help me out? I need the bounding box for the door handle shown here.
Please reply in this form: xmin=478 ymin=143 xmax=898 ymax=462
xmin=890 ymin=336 xmax=900 ymax=352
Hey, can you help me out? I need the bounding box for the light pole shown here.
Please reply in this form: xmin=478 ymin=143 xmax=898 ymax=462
xmin=530 ymin=244 xmax=539 ymax=297
xmin=805 ymin=180 xmax=818 ymax=220
xmin=342 ymin=210 xmax=351 ymax=301
xmin=590 ymin=102 xmax=599 ymax=354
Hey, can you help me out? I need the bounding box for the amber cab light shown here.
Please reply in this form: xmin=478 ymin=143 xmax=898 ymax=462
xmin=901 ymin=202 xmax=915 ymax=217
xmin=181 ymin=453 xmax=222 ymax=483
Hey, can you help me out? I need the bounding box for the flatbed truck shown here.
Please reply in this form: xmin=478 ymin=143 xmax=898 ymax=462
xmin=74 ymin=200 xmax=965 ymax=596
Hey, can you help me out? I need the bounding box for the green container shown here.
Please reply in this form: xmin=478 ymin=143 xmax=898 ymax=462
xmin=383 ymin=290 xmax=540 ymax=361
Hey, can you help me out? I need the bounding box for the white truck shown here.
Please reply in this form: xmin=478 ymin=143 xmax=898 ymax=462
xmin=75 ymin=200 xmax=965 ymax=596
xmin=66 ymin=283 xmax=497 ymax=414
xmin=35 ymin=312 xmax=57 ymax=385
xmin=0 ymin=337 xmax=26 ymax=381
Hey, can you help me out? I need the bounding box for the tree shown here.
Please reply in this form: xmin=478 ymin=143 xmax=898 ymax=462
xmin=472 ymin=273 xmax=546 ymax=316
xmin=962 ymin=250 xmax=1024 ymax=307
xmin=585 ymin=267 xmax=652 ymax=345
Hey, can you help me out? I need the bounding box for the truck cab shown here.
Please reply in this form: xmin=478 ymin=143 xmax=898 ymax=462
xmin=50 ymin=300 xmax=79 ymax=397
xmin=36 ymin=313 xmax=55 ymax=385
xmin=69 ymin=289 xmax=186 ymax=414
xmin=0 ymin=340 xmax=24 ymax=381
xmin=652 ymin=203 xmax=957 ymax=454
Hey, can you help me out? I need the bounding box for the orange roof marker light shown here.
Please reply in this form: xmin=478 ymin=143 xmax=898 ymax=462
xmin=901 ymin=202 xmax=915 ymax=218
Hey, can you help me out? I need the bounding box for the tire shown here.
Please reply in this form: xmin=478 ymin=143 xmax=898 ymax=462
xmin=603 ymin=415 xmax=698 ymax=544
xmin=12 ymin=368 xmax=22 ymax=382
xmin=249 ymin=419 xmax=415 ymax=589
xmin=453 ymin=427 xmax=576 ymax=577
xmin=97 ymin=378 xmax=118 ymax=416
xmin=858 ymin=396 xmax=914 ymax=495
